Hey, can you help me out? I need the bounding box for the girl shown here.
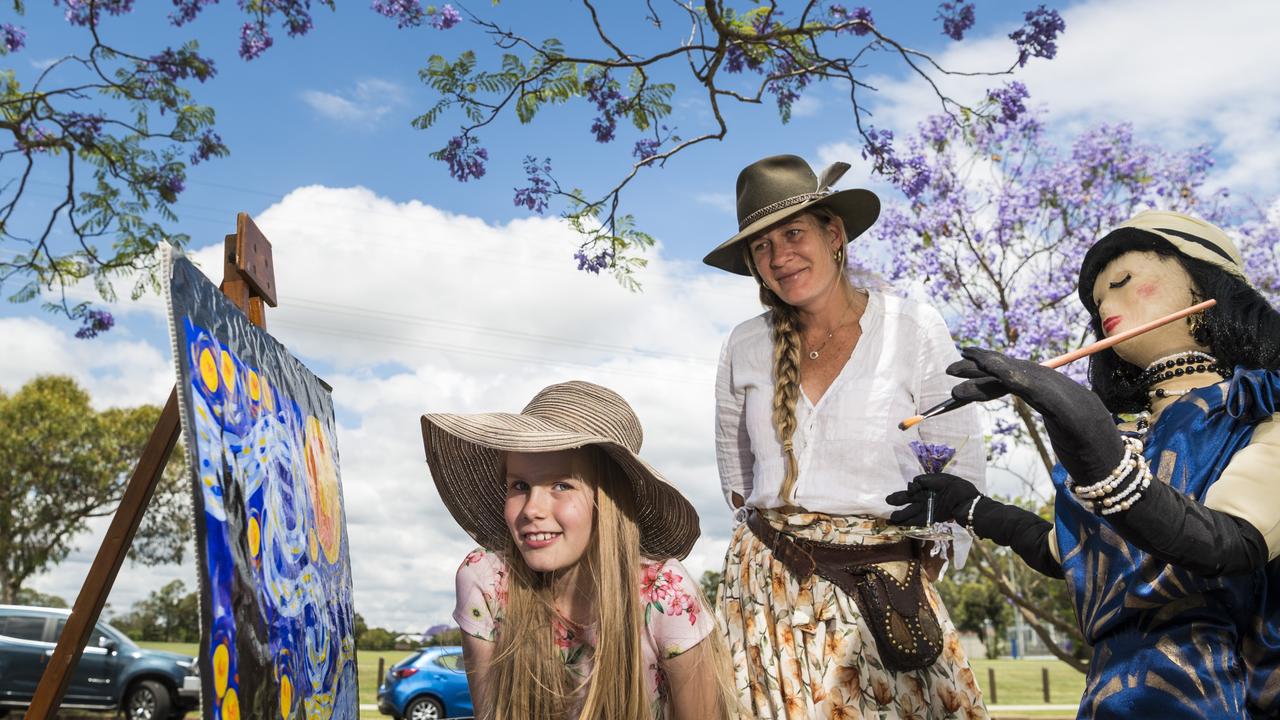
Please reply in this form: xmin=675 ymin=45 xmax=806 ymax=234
xmin=421 ymin=380 xmax=733 ymax=720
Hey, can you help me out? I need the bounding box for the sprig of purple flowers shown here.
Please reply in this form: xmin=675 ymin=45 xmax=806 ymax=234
xmin=910 ymin=440 xmax=957 ymax=474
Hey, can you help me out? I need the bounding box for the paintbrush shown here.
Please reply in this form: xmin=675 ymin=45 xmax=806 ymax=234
xmin=898 ymin=298 xmax=1218 ymax=431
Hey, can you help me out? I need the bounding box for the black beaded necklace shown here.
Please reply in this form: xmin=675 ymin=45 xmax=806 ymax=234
xmin=1140 ymin=351 xmax=1228 ymax=387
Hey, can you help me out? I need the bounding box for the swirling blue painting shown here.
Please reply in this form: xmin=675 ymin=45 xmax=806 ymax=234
xmin=165 ymin=252 xmax=358 ymax=720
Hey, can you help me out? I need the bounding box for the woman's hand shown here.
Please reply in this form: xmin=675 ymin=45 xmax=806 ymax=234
xmin=948 ymin=347 xmax=1125 ymax=485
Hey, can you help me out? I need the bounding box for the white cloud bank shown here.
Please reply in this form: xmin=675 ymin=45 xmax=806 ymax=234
xmin=301 ymin=78 xmax=407 ymax=124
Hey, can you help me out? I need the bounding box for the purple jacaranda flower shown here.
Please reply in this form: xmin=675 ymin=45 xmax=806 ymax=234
xmin=2 ymin=23 xmax=26 ymax=52
xmin=13 ymin=124 xmax=55 ymax=153
xmin=830 ymin=5 xmax=873 ymax=36
xmin=936 ymin=1 xmax=975 ymax=41
xmin=153 ymin=166 xmax=186 ymax=201
xmin=574 ymin=248 xmax=613 ymax=274
xmin=430 ymin=4 xmax=461 ymax=30
xmin=372 ymin=0 xmax=426 ymax=28
xmin=169 ymin=0 xmax=216 ymax=26
xmin=75 ymin=309 xmax=115 ymax=339
xmin=987 ymin=81 xmax=1029 ymax=124
xmin=910 ymin=440 xmax=957 ymax=474
xmin=633 ymin=138 xmax=661 ymax=161
xmin=585 ymin=75 xmax=627 ymax=143
xmin=239 ymin=20 xmax=274 ymax=60
xmin=189 ymin=129 xmax=225 ymax=165
xmin=58 ymin=0 xmax=134 ymax=26
xmin=512 ymin=156 xmax=552 ymax=213
xmin=1009 ymin=5 xmax=1065 ymax=67
xmin=441 ymin=135 xmax=488 ymax=181
xmin=148 ymin=47 xmax=217 ymax=82
xmin=63 ymin=112 xmax=105 ymax=142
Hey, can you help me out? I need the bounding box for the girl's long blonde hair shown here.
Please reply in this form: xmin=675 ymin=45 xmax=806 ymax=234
xmin=483 ymin=447 xmax=735 ymax=720
xmin=745 ymin=207 xmax=854 ymax=503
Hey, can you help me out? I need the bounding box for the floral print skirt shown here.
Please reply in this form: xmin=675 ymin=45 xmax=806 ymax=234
xmin=717 ymin=509 xmax=989 ymax=720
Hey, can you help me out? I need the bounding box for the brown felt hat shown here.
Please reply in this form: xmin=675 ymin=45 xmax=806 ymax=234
xmin=421 ymin=380 xmax=700 ymax=560
xmin=703 ymin=154 xmax=881 ymax=275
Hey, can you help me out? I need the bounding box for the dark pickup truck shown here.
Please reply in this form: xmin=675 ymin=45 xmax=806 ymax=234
xmin=0 ymin=604 xmax=200 ymax=719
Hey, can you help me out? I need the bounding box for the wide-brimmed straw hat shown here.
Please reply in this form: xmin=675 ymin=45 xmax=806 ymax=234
xmin=421 ymin=380 xmax=700 ymax=560
xmin=1079 ymin=210 xmax=1247 ymax=307
xmin=703 ymin=154 xmax=881 ymax=275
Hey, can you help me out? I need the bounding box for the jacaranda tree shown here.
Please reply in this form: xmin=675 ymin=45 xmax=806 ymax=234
xmin=2 ymin=0 xmax=1064 ymax=332
xmin=861 ymin=88 xmax=1280 ymax=669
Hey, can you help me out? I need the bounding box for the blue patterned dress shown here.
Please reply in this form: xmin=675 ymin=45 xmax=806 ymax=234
xmin=1053 ymin=368 xmax=1280 ymax=719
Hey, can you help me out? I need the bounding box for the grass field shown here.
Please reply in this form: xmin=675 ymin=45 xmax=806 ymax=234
xmin=123 ymin=643 xmax=1084 ymax=719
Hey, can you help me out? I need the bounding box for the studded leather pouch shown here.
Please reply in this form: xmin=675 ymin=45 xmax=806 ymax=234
xmin=746 ymin=510 xmax=944 ymax=672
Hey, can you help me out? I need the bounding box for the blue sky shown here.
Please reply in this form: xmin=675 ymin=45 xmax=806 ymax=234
xmin=6 ymin=0 xmax=1280 ymax=631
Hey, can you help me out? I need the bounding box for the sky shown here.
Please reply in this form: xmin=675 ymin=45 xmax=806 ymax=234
xmin=4 ymin=0 xmax=1280 ymax=632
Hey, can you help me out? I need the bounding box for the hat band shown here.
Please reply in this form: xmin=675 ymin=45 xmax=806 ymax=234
xmin=740 ymin=190 xmax=831 ymax=230
xmin=1156 ymin=227 xmax=1237 ymax=266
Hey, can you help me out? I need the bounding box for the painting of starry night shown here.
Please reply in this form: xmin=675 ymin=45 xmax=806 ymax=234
xmin=165 ymin=250 xmax=358 ymax=720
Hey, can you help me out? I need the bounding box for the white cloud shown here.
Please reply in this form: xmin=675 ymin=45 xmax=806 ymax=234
xmin=301 ymin=78 xmax=406 ymax=124
xmin=0 ymin=317 xmax=173 ymax=410
xmin=15 ymin=185 xmax=761 ymax=631
xmin=790 ymin=93 xmax=823 ymax=119
xmin=849 ymin=0 xmax=1280 ymax=198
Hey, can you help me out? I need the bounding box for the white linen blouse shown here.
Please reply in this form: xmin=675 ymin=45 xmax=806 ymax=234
xmin=715 ymin=289 xmax=986 ymax=518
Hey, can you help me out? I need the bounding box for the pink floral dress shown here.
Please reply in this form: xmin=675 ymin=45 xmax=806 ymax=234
xmin=453 ymin=547 xmax=714 ymax=719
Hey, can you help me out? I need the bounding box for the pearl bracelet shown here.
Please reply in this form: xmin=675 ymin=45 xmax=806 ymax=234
xmin=1070 ymin=435 xmax=1145 ymax=500
xmin=1099 ymin=460 xmax=1152 ymax=515
xmin=1096 ymin=452 xmax=1149 ymax=511
xmin=965 ymin=497 xmax=980 ymax=536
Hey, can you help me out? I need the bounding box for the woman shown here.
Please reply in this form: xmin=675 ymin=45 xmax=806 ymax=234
xmin=421 ymin=380 xmax=735 ymax=720
xmin=707 ymin=154 xmax=990 ymax=718
xmin=888 ymin=210 xmax=1280 ymax=718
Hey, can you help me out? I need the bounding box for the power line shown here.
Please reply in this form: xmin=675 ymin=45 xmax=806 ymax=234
xmin=269 ymin=317 xmax=713 ymax=387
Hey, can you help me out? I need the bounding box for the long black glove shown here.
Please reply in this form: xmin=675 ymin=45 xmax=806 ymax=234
xmin=948 ymin=347 xmax=1267 ymax=578
xmin=887 ymin=473 xmax=1063 ymax=579
xmin=1108 ymin=478 xmax=1267 ymax=577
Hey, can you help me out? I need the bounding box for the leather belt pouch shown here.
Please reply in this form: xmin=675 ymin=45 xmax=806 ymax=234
xmin=747 ymin=510 xmax=943 ymax=672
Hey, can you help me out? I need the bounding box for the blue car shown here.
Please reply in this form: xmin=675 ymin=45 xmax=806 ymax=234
xmin=376 ymin=645 xmax=472 ymax=720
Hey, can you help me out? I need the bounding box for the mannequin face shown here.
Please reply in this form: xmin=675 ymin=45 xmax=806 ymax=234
xmin=747 ymin=212 xmax=845 ymax=310
xmin=1090 ymin=250 xmax=1208 ymax=368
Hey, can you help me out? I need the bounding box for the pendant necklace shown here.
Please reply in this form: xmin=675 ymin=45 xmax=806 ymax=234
xmin=803 ymin=299 xmax=856 ymax=361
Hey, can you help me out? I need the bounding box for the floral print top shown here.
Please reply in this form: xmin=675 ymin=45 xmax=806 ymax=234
xmin=453 ymin=547 xmax=714 ymax=718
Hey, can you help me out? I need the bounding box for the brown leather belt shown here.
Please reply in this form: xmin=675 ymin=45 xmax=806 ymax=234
xmin=744 ymin=509 xmax=943 ymax=672
xmin=745 ymin=509 xmax=917 ymax=579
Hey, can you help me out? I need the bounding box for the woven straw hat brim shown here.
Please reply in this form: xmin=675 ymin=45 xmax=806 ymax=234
xmin=703 ymin=188 xmax=881 ymax=276
xmin=421 ymin=413 xmax=700 ymax=560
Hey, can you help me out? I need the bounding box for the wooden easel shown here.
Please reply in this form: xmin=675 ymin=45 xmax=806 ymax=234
xmin=27 ymin=213 xmax=278 ymax=719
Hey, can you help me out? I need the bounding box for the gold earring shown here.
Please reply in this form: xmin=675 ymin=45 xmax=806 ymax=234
xmin=1188 ymin=311 xmax=1206 ymax=337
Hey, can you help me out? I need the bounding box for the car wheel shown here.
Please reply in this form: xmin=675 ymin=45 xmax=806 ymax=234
xmin=404 ymin=696 xmax=444 ymax=720
xmin=125 ymin=679 xmax=173 ymax=720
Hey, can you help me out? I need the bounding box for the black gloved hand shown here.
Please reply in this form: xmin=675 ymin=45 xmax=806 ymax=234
xmin=948 ymin=347 xmax=1124 ymax=485
xmin=886 ymin=473 xmax=979 ymax=526
xmin=886 ymin=473 xmax=1063 ymax=578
